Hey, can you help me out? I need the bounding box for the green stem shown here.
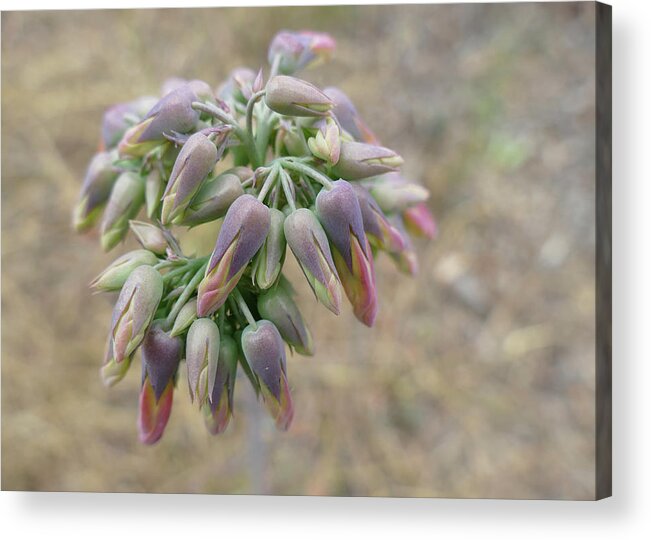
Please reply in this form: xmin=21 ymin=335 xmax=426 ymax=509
xmin=257 ymin=165 xmax=279 ymax=203
xmin=233 ymin=288 xmax=257 ymax=328
xmin=280 ymin=169 xmax=297 ymax=212
xmin=246 ymin=90 xmax=267 ymax=146
xmin=164 ymin=262 xmax=207 ymax=328
xmin=281 ymin=158 xmax=333 ymax=189
xmin=269 ymin=54 xmax=282 ymax=79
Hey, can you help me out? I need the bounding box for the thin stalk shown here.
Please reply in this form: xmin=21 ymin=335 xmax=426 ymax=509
xmin=257 ymin=165 xmax=279 ymax=203
xmin=281 ymin=158 xmax=333 ymax=189
xmin=279 ymin=169 xmax=297 ymax=212
xmin=164 ymin=262 xmax=207 ymax=328
xmin=246 ymin=90 xmax=267 ymax=146
xmin=233 ymin=288 xmax=257 ymax=328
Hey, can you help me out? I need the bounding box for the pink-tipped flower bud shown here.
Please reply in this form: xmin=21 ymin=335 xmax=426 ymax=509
xmin=316 ymin=180 xmax=378 ymax=326
xmin=369 ymin=173 xmax=429 ymax=213
xmin=178 ymin=172 xmax=244 ymax=227
xmin=109 ymin=265 xmax=163 ymax=364
xmin=100 ymin=171 xmax=145 ymax=252
xmin=138 ymin=322 xmax=182 ymax=445
xmin=351 ymin=184 xmax=405 ymax=253
xmin=160 ymin=132 xmax=219 ymax=225
xmin=90 ymin=249 xmax=159 ymax=292
xmin=253 ymin=208 xmax=286 ymax=290
xmin=257 ymin=279 xmax=314 ymax=356
xmin=324 ymin=87 xmax=379 ymax=144
xmin=331 ymin=141 xmax=403 ymax=181
xmin=284 ymin=208 xmax=342 ymax=315
xmin=203 ymin=334 xmax=238 ymax=435
xmin=101 ymin=96 xmax=158 ymax=150
xmin=265 ymin=76 xmax=333 ymax=117
xmin=403 ymin=203 xmax=438 ymax=239
xmin=241 ymin=320 xmax=294 ymax=431
xmin=73 ymin=151 xmax=120 ymax=232
xmin=185 ymin=317 xmax=220 ymax=403
xmin=268 ymin=30 xmax=336 ymax=75
xmin=197 ymin=195 xmax=271 ymax=317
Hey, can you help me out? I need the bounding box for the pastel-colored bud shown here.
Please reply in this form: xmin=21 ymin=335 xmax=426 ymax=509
xmin=118 ymin=85 xmax=199 ymax=158
xmin=170 ymin=298 xmax=198 ymax=338
xmin=178 ymin=172 xmax=244 ymax=227
xmin=110 ymin=265 xmax=163 ymax=364
xmin=185 ymin=317 xmax=220 ymax=403
xmin=100 ymin=171 xmax=145 ymax=252
xmin=307 ymin=116 xmax=341 ymax=165
xmin=188 ymin=79 xmax=216 ymax=105
xmin=241 ymin=320 xmax=294 ymax=431
xmin=138 ymin=322 xmax=182 ymax=445
xmin=203 ymin=335 xmax=238 ymax=435
xmin=160 ymin=132 xmax=219 ymax=225
xmin=316 ymin=180 xmax=377 ymax=326
xmin=100 ymin=337 xmax=132 ymax=387
xmin=128 ymin=220 xmax=168 ymax=255
xmin=90 ymin=249 xmax=159 ymax=292
xmin=101 ymin=96 xmax=158 ymax=149
xmin=73 ymin=151 xmax=120 ymax=232
xmin=253 ymin=208 xmax=286 ymax=290
xmin=217 ymin=67 xmax=257 ymax=103
xmin=268 ymin=30 xmax=336 ymax=75
xmin=351 ymin=184 xmax=405 ymax=253
xmin=369 ymin=174 xmax=429 ymax=213
xmin=276 ymin=121 xmax=310 ymax=156
xmin=197 ymin=195 xmax=271 ymax=317
xmin=145 ymin=168 xmax=165 ymax=218
xmin=331 ymin=141 xmax=403 ymax=180
xmin=265 ymin=76 xmax=333 ymax=117
xmin=324 ymin=87 xmax=379 ymax=144
xmin=225 ymin=166 xmax=254 ymax=182
xmin=388 ymin=216 xmax=419 ymax=276
xmin=257 ymin=279 xmax=314 ymax=356
xmin=403 ymin=202 xmax=438 ymax=239
xmin=284 ymin=208 xmax=342 ymax=315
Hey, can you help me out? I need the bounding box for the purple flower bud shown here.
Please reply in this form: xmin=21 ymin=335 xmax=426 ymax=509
xmin=178 ymin=172 xmax=244 ymax=227
xmin=90 ymin=249 xmax=159 ymax=292
xmin=118 ymin=85 xmax=199 ymax=158
xmin=169 ymin=298 xmax=198 ymax=338
xmin=241 ymin=320 xmax=294 ymax=431
xmin=138 ymin=322 xmax=182 ymax=445
xmin=324 ymin=87 xmax=379 ymax=145
xmin=101 ymin=96 xmax=158 ymax=149
xmin=351 ymin=184 xmax=405 ymax=253
xmin=257 ymin=279 xmax=314 ymax=356
xmin=265 ymin=76 xmax=333 ymax=117
xmin=284 ymin=208 xmax=342 ymax=315
xmin=331 ymin=141 xmax=403 ymax=180
xmin=203 ymin=335 xmax=238 ymax=435
xmin=216 ymin=67 xmax=257 ymax=103
xmin=73 ymin=151 xmax=120 ymax=232
xmin=185 ymin=318 xmax=220 ymax=403
xmin=307 ymin=116 xmax=341 ymax=165
xmin=316 ymin=180 xmax=378 ymax=326
xmin=128 ymin=220 xmax=168 ymax=255
xmin=110 ymin=265 xmax=163 ymax=364
xmin=403 ymin=203 xmax=438 ymax=240
xmin=100 ymin=171 xmax=145 ymax=252
xmin=253 ymin=208 xmax=286 ymax=290
xmin=160 ymin=132 xmax=218 ymax=224
xmin=197 ymin=195 xmax=271 ymax=317
xmin=268 ymin=30 xmax=336 ymax=75
xmin=187 ymin=79 xmax=216 ymax=105
xmin=369 ymin=173 xmax=429 ymax=213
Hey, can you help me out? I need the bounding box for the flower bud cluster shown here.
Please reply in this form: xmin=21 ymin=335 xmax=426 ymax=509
xmin=73 ymin=30 xmax=436 ymax=444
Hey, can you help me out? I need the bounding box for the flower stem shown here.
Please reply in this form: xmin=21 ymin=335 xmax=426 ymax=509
xmin=257 ymin=165 xmax=279 ymax=203
xmin=233 ymin=288 xmax=257 ymax=328
xmin=164 ymin=261 xmax=207 ymax=328
xmin=280 ymin=158 xmax=333 ymax=189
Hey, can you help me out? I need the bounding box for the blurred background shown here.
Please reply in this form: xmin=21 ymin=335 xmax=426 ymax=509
xmin=1 ymin=3 xmax=596 ymax=499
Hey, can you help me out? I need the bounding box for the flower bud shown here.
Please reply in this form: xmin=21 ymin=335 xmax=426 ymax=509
xmin=284 ymin=208 xmax=342 ymax=315
xmin=324 ymin=87 xmax=379 ymax=144
xmin=118 ymin=85 xmax=199 ymax=158
xmin=138 ymin=322 xmax=182 ymax=445
xmin=197 ymin=195 xmax=270 ymax=317
xmin=257 ymin=280 xmax=314 ymax=356
xmin=369 ymin=173 xmax=429 ymax=213
xmin=316 ymin=180 xmax=377 ymax=326
xmin=276 ymin=121 xmax=310 ymax=156
xmin=241 ymin=320 xmax=294 ymax=431
xmin=100 ymin=337 xmax=132 ymax=387
xmin=268 ymin=30 xmax=336 ymax=75
xmin=90 ymin=249 xmax=159 ymax=292
xmin=265 ymin=76 xmax=333 ymax=117
xmin=307 ymin=117 xmax=341 ymax=165
xmin=110 ymin=265 xmax=163 ymax=364
xmin=100 ymin=171 xmax=145 ymax=252
xmin=388 ymin=217 xmax=419 ymax=276
xmin=203 ymin=335 xmax=238 ymax=435
xmin=331 ymin=141 xmax=403 ymax=181
xmin=185 ymin=318 xmax=220 ymax=403
xmin=73 ymin=151 xmax=120 ymax=232
xmin=101 ymin=96 xmax=158 ymax=149
xmin=170 ymin=298 xmax=198 ymax=338
xmin=160 ymin=132 xmax=219 ymax=225
xmin=351 ymin=184 xmax=405 ymax=253
xmin=188 ymin=79 xmax=216 ymax=105
xmin=217 ymin=67 xmax=257 ymax=103
xmin=145 ymin=168 xmax=165 ymax=218
xmin=178 ymin=172 xmax=244 ymax=227
xmin=403 ymin=202 xmax=438 ymax=239
xmin=128 ymin=220 xmax=168 ymax=255
xmin=253 ymin=208 xmax=286 ymax=289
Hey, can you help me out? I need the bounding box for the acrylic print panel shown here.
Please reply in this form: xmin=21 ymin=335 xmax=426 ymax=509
xmin=0 ymin=2 xmax=611 ymax=499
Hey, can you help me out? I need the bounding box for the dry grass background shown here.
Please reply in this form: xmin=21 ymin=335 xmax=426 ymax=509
xmin=1 ymin=3 xmax=596 ymax=498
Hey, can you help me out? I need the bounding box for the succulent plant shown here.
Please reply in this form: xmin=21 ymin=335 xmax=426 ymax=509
xmin=73 ymin=30 xmax=436 ymax=444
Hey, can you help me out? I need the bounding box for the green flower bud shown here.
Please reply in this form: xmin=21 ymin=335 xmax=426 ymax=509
xmin=100 ymin=171 xmax=145 ymax=252
xmin=170 ymin=298 xmax=198 ymax=337
xmin=253 ymin=208 xmax=286 ymax=290
xmin=128 ymin=220 xmax=168 ymax=255
xmin=90 ymin=249 xmax=159 ymax=292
